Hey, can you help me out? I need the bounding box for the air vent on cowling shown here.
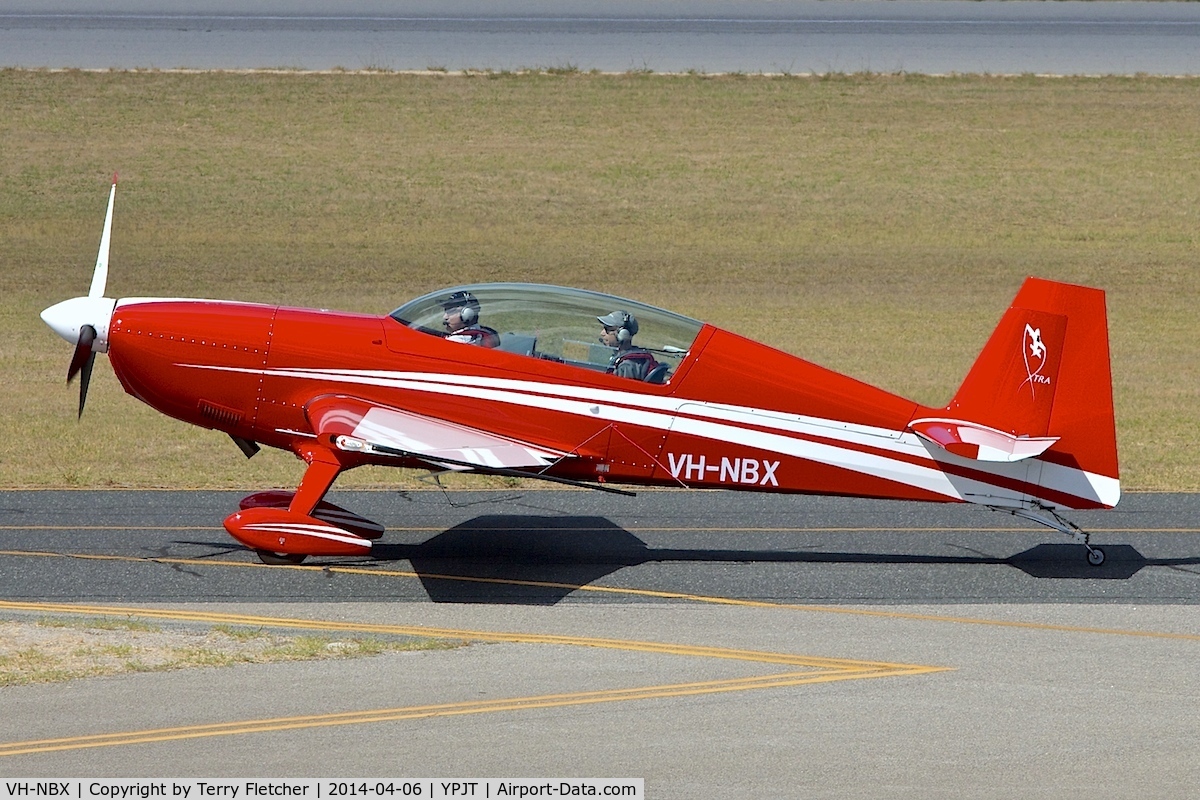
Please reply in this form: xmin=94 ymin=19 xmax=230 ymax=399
xmin=198 ymin=400 xmax=243 ymax=426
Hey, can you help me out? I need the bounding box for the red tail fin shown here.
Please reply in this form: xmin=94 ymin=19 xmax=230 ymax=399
xmin=917 ymin=277 xmax=1118 ymax=483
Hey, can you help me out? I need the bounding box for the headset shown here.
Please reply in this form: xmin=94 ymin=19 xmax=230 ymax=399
xmin=444 ymin=291 xmax=480 ymax=325
xmin=599 ymin=310 xmax=638 ymax=343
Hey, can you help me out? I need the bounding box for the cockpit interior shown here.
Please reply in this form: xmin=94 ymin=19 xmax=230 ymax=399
xmin=391 ymin=283 xmax=704 ymax=383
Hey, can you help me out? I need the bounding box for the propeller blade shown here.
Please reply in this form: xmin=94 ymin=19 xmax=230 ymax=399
xmin=88 ymin=174 xmax=117 ymax=299
xmin=67 ymin=324 xmax=98 ymax=419
xmin=77 ymin=351 xmax=96 ymax=419
xmin=67 ymin=324 xmax=97 ymax=383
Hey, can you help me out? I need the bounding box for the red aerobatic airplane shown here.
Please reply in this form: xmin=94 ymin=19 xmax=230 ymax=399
xmin=42 ymin=178 xmax=1119 ymax=565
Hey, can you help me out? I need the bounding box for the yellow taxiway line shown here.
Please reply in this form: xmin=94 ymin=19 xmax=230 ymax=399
xmin=3 ymin=547 xmax=1200 ymax=642
xmin=0 ymin=673 xmax=883 ymax=757
xmin=0 ymin=600 xmax=945 ymax=757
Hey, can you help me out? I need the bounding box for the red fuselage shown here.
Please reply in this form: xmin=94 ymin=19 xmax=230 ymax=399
xmin=109 ymin=298 xmax=965 ymax=502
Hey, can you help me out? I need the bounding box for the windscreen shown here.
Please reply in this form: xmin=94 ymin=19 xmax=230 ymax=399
xmin=390 ymin=283 xmax=704 ymax=377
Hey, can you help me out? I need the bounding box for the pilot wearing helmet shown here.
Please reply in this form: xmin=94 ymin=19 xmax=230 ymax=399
xmin=442 ymin=291 xmax=499 ymax=348
xmin=598 ymin=310 xmax=662 ymax=382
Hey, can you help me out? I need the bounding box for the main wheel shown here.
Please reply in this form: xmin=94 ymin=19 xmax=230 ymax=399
xmin=1086 ymin=547 xmax=1106 ymax=567
xmin=256 ymin=549 xmax=308 ymax=566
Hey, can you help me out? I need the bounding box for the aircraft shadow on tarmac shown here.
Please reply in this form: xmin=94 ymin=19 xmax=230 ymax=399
xmin=353 ymin=514 xmax=1200 ymax=603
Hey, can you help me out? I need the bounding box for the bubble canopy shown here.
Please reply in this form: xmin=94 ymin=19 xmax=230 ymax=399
xmin=390 ymin=283 xmax=704 ymax=376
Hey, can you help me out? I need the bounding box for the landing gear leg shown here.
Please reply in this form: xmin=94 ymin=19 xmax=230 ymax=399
xmin=239 ymin=446 xmax=350 ymax=566
xmin=993 ymin=504 xmax=1106 ymax=567
xmin=289 ymin=447 xmax=343 ymax=516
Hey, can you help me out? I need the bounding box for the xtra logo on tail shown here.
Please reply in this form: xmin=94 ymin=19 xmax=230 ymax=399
xmin=1021 ymin=323 xmax=1052 ymax=396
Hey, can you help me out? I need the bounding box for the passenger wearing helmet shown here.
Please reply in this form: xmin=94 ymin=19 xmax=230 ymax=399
xmin=597 ymin=310 xmax=661 ymax=381
xmin=442 ymin=291 xmax=499 ymax=348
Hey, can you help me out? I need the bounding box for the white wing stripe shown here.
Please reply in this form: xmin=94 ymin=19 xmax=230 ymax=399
xmin=291 ymin=367 xmax=906 ymax=444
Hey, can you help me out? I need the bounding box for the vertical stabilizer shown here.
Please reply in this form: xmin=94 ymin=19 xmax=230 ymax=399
xmin=912 ymin=277 xmax=1119 ymax=505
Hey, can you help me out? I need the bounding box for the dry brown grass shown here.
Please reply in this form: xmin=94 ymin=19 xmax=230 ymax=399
xmin=2 ymin=71 xmax=1197 ymax=489
xmin=0 ymin=615 xmax=463 ymax=686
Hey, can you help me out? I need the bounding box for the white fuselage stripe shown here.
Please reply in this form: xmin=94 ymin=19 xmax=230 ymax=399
xmin=184 ymin=364 xmax=1119 ymax=508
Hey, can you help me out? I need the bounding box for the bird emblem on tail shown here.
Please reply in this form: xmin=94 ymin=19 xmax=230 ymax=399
xmin=1021 ymin=323 xmax=1051 ymax=396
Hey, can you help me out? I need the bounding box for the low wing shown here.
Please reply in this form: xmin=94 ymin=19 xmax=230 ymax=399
xmin=305 ymin=394 xmax=567 ymax=471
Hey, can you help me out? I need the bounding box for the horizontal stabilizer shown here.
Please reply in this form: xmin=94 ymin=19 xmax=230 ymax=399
xmin=909 ymin=417 xmax=1058 ymax=463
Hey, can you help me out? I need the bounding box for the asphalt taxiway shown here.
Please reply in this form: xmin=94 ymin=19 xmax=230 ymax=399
xmin=1 ymin=489 xmax=1199 ymax=795
xmin=1 ymin=489 xmax=1199 ymax=603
